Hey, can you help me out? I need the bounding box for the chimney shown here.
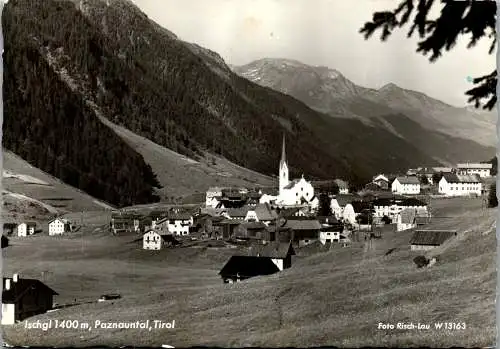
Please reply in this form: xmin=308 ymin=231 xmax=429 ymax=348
xmin=13 ymin=273 xmax=18 ymax=282
xmin=5 ymin=278 xmax=11 ymax=290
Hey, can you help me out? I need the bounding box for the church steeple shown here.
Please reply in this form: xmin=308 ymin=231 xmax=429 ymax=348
xmin=280 ymin=134 xmax=287 ymax=167
xmin=279 ymin=133 xmax=289 ymax=195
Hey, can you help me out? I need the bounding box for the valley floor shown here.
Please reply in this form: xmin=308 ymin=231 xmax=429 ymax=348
xmin=1 ymin=197 xmax=496 ymax=347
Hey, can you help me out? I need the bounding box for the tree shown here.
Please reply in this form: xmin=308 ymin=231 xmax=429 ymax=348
xmin=432 ymin=171 xmax=443 ymax=184
xmin=419 ymin=175 xmax=429 ymax=185
xmin=318 ymin=193 xmax=333 ymax=216
xmin=360 ymin=0 xmax=496 ymax=110
xmin=488 ymin=182 xmax=497 ymax=208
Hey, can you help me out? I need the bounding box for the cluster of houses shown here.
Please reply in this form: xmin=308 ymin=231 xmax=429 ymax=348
xmin=3 ymin=218 xmax=73 ymax=238
xmin=364 ymin=162 xmax=493 ymax=197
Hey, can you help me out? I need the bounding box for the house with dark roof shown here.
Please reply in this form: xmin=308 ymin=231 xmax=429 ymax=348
xmin=2 ymin=274 xmax=58 ymax=325
xmin=110 ymin=212 xmax=142 ymax=234
xmin=438 ymin=173 xmax=482 ymax=197
xmin=334 ymin=179 xmax=349 ymax=194
xmin=244 ymin=203 xmax=278 ymax=225
xmin=280 ymin=219 xmax=322 ymax=247
xmin=154 ymin=212 xmax=194 ymax=236
xmin=391 ymin=176 xmax=421 ymax=195
xmin=237 ymin=221 xmax=269 ymax=241
xmin=249 ymin=241 xmax=295 ymax=271
xmin=218 ymin=256 xmax=281 ymax=283
xmin=396 ymin=208 xmax=417 ymax=232
xmin=409 ymin=230 xmax=457 ymax=251
xmin=372 ymin=174 xmax=390 ymax=190
xmin=225 ymin=206 xmax=251 ymax=221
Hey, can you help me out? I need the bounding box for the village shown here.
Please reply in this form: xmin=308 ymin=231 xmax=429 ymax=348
xmin=1 ymin=135 xmax=495 ymax=330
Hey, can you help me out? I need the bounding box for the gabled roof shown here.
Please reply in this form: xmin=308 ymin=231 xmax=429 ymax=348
xmin=416 ymin=167 xmax=436 ymax=175
xmin=394 ymin=176 xmax=420 ymax=185
xmin=219 ymin=256 xmax=280 ymax=278
xmin=48 ymin=218 xmax=70 ymax=224
xmin=165 ymin=212 xmax=193 ymax=220
xmin=278 ymin=207 xmax=301 ymax=217
xmin=283 ymin=179 xmax=300 ymax=190
xmin=250 ymin=241 xmax=295 ymax=259
xmin=331 ymin=194 xmax=358 ymax=207
xmin=457 ymin=163 xmax=492 ymax=169
xmin=399 ymin=208 xmax=416 ymax=224
xmin=19 ymin=222 xmax=36 ymax=226
xmin=442 ymin=173 xmax=481 ymax=184
xmin=282 ymin=219 xmax=321 ymax=230
xmin=2 ymin=278 xmax=58 ymax=303
xmin=251 ymin=203 xmax=278 ymax=221
xmin=373 ymin=174 xmax=389 ymax=182
xmin=227 ymin=207 xmax=250 ymax=218
xmin=409 ymin=230 xmax=457 ymax=246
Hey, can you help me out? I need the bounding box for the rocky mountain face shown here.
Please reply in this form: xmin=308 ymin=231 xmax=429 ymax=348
xmin=233 ymin=58 xmax=497 ymax=149
xmin=2 ymin=0 xmax=493 ymax=207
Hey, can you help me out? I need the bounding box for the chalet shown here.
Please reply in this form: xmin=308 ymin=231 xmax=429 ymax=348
xmin=372 ymin=174 xmax=389 ymax=190
xmin=143 ymin=230 xmax=180 ymax=250
xmin=416 ymin=167 xmax=436 ymax=184
xmin=396 ymin=208 xmax=417 ymax=232
xmin=237 ymin=221 xmax=269 ymax=241
xmin=456 ymin=163 xmax=492 ymax=178
xmin=218 ymin=256 xmax=280 ymax=283
xmin=391 ymin=176 xmax=421 ymax=195
xmin=218 ymin=219 xmax=245 ymax=239
xmin=433 ymin=167 xmax=454 ymax=174
xmin=48 ymin=218 xmax=71 ymax=236
xmin=319 ymin=221 xmax=343 ymax=244
xmin=110 ymin=212 xmax=141 ymax=234
xmin=334 ymin=179 xmax=349 ymax=194
xmin=3 ymin=223 xmax=17 ymax=236
xmin=155 ymin=212 xmax=193 ymax=236
xmin=246 ymin=192 xmax=263 ymax=206
xmin=280 ymin=218 xmax=322 ymax=247
xmin=2 ymin=236 xmax=9 ymax=248
xmin=224 ymin=207 xmax=250 ymax=221
xmin=409 ymin=230 xmax=457 ymax=251
xmin=17 ymin=222 xmax=36 ymax=237
xmin=249 ymin=241 xmax=295 ymax=271
xmin=1 ymin=274 xmax=58 ymax=325
xmin=244 ymin=203 xmax=278 ymax=225
xmin=218 ymin=190 xmax=248 ymax=208
xmin=438 ymin=173 xmax=482 ymax=197
xmin=364 ymin=182 xmax=382 ymax=192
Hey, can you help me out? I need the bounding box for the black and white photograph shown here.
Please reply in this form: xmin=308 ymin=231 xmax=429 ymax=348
xmin=0 ymin=0 xmax=497 ymax=347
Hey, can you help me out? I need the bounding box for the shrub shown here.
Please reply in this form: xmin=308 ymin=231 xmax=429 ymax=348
xmin=413 ymin=255 xmax=429 ymax=268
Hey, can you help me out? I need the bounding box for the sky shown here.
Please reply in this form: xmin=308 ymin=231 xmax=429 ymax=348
xmin=131 ymin=0 xmax=495 ymax=107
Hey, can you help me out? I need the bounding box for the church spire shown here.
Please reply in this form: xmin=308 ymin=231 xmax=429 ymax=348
xmin=280 ymin=133 xmax=286 ymax=167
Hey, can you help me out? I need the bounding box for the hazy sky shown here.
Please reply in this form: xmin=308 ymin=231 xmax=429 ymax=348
xmin=132 ymin=0 xmax=495 ymax=107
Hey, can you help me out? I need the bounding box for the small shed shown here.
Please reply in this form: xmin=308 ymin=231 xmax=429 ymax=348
xmin=409 ymin=230 xmax=457 ymax=251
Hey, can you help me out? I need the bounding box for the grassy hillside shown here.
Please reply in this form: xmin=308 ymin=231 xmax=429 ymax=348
xmin=2 ymin=197 xmax=494 ymax=347
xmin=2 ymin=150 xmax=115 ymax=223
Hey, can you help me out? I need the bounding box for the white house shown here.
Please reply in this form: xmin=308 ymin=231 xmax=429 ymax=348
xmin=372 ymin=197 xmax=428 ymax=222
xmin=259 ymin=194 xmax=278 ymax=205
xmin=456 ymin=163 xmax=492 ymax=178
xmin=330 ymin=195 xmax=357 ymax=220
xmin=396 ymin=208 xmax=417 ymax=232
xmin=319 ymin=229 xmax=341 ymax=244
xmin=205 ymin=187 xmax=223 ymax=208
xmin=276 ymin=136 xmax=316 ymax=207
xmin=17 ymin=222 xmax=36 ymax=237
xmin=142 ymin=230 xmax=179 ymax=250
xmin=372 ymin=174 xmax=390 ymax=190
xmin=155 ymin=213 xmax=193 ymax=236
xmin=438 ymin=173 xmax=482 ymax=196
xmin=48 ymin=218 xmax=71 ymax=236
xmin=342 ymin=204 xmax=357 ymax=225
xmin=391 ymin=176 xmax=421 ymax=195
xmin=250 ymin=241 xmax=295 ymax=271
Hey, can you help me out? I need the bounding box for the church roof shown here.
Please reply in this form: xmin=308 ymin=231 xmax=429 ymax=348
xmin=279 ymin=134 xmax=287 ymax=168
xmin=283 ymin=179 xmax=300 ymax=190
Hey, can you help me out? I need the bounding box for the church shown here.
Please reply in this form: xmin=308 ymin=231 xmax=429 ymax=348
xmin=275 ymin=135 xmax=317 ymax=208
